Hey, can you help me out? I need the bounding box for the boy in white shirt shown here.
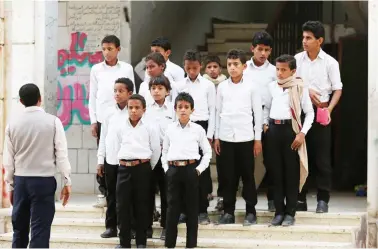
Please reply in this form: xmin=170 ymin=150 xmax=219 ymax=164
xmin=97 ymin=78 xmax=134 ymax=238
xmin=116 ymin=94 xmax=161 ymax=248
xmin=176 ymin=49 xmax=216 ymax=225
xmin=214 ymin=49 xmax=262 ymax=225
xmin=202 ymin=55 xmax=227 ymax=89
xmin=162 ymin=92 xmax=212 ymax=249
xmin=144 ymin=37 xmax=185 ymax=83
xmin=144 ymin=75 xmax=175 ymax=240
xmin=263 ymin=54 xmax=314 ymax=226
xmin=295 ymin=21 xmax=343 ymax=213
xmin=89 ymin=35 xmax=135 ymax=207
xmin=244 ymin=31 xmax=277 ymax=212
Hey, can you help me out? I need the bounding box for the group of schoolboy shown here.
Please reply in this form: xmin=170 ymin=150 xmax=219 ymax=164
xmin=88 ymin=20 xmax=343 ymax=248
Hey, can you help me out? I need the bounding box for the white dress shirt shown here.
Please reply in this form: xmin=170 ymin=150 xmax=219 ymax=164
xmin=139 ymin=73 xmax=176 ymax=105
xmin=97 ymin=104 xmax=129 ymax=165
xmin=175 ymin=75 xmax=216 ymax=139
xmin=144 ymin=100 xmax=176 ymax=145
xmin=162 ymin=121 xmax=212 ymax=174
xmin=89 ymin=60 xmax=135 ymax=124
xmin=295 ymin=49 xmax=343 ymax=103
xmin=244 ymin=59 xmax=277 ymax=107
xmin=215 ymin=76 xmax=263 ymax=142
xmin=263 ymin=81 xmax=315 ymax=135
xmin=3 ymin=107 xmax=71 ymax=191
xmin=117 ymin=118 xmax=161 ymax=169
xmin=144 ymin=59 xmax=185 ymax=83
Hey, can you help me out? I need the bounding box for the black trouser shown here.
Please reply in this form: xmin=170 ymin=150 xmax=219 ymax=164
xmin=96 ymin=121 xmax=107 ymax=196
xmin=165 ymin=163 xmax=199 ymax=248
xmin=262 ymin=131 xmax=275 ymax=201
xmin=117 ymin=162 xmax=152 ymax=248
xmin=193 ymin=120 xmax=212 ymax=213
xmin=265 ymin=122 xmax=300 ymax=217
xmin=218 ymin=140 xmax=257 ymax=216
xmin=149 ymin=158 xmax=167 ymax=228
xmin=215 ymin=153 xmax=223 ymax=197
xmin=298 ymin=106 xmax=332 ymax=203
xmin=12 ymin=176 xmax=56 ymax=248
xmin=104 ymin=161 xmax=118 ymax=229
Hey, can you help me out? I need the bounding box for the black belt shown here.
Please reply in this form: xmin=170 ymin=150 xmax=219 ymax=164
xmin=269 ymin=118 xmax=292 ymax=125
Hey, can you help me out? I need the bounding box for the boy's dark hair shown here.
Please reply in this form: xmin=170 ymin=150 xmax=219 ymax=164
xmin=145 ymin=52 xmax=166 ymax=71
xmin=302 ymin=21 xmax=325 ymax=41
xmin=203 ymin=55 xmax=222 ymax=68
xmin=19 ymin=83 xmax=41 ymax=107
xmin=151 ymin=37 xmax=171 ymax=51
xmin=115 ymin=77 xmax=134 ymax=93
xmin=226 ymin=49 xmax=247 ymax=64
xmin=252 ymin=31 xmax=273 ymax=48
xmin=128 ymin=94 xmax=146 ymax=109
xmin=275 ymin=54 xmax=296 ymax=70
xmin=174 ymin=92 xmax=194 ymax=110
xmin=101 ymin=35 xmax=121 ymax=48
xmin=149 ymin=75 xmax=172 ymax=91
xmin=183 ymin=49 xmax=201 ymax=64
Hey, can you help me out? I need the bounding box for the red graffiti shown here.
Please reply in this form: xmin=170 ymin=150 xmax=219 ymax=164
xmin=57 ymin=32 xmax=103 ymax=77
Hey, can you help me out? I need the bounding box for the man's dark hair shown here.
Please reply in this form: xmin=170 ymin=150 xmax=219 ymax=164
xmin=149 ymin=75 xmax=172 ymax=91
xmin=115 ymin=77 xmax=134 ymax=93
xmin=128 ymin=94 xmax=146 ymax=109
xmin=101 ymin=35 xmax=121 ymax=48
xmin=302 ymin=21 xmax=325 ymax=41
xmin=252 ymin=31 xmax=273 ymax=48
xmin=145 ymin=52 xmax=166 ymax=71
xmin=19 ymin=83 xmax=41 ymax=107
xmin=151 ymin=37 xmax=171 ymax=51
xmin=183 ymin=49 xmax=201 ymax=64
xmin=227 ymin=49 xmax=247 ymax=64
xmin=275 ymin=54 xmax=296 ymax=70
xmin=203 ymin=55 xmax=222 ymax=68
xmin=174 ymin=92 xmax=194 ymax=110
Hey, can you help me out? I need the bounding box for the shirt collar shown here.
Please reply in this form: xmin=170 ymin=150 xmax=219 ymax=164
xmin=227 ymin=76 xmax=244 ymax=85
xmin=248 ymin=58 xmax=270 ymax=70
xmin=126 ymin=117 xmax=145 ymax=127
xmin=151 ymin=99 xmax=170 ymax=109
xmin=304 ymin=49 xmax=325 ymax=61
xmin=175 ymin=120 xmax=192 ymax=128
xmin=115 ymin=104 xmax=128 ymax=112
xmin=102 ymin=59 xmax=121 ymax=68
xmin=186 ymin=74 xmax=202 ymax=84
xmin=24 ymin=106 xmax=44 ymax=113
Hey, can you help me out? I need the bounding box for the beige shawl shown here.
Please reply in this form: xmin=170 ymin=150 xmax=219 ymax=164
xmin=277 ymin=75 xmax=308 ymax=192
xmin=203 ymin=74 xmax=227 ymax=86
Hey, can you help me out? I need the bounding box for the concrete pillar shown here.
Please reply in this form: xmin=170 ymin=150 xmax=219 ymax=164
xmin=367 ymin=0 xmax=378 ymax=247
xmin=1 ymin=0 xmax=58 ymax=207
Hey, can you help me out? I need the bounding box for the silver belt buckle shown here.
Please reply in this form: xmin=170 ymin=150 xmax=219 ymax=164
xmin=177 ymin=161 xmax=186 ymax=166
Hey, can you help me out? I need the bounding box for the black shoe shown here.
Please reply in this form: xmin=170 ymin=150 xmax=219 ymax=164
xmin=178 ymin=213 xmax=187 ymax=224
xmin=296 ymin=201 xmax=308 ymax=211
xmin=101 ymin=228 xmax=117 ymax=238
xmin=160 ymin=228 xmax=166 ymax=240
xmin=268 ymin=200 xmax=276 ymax=212
xmin=270 ymin=214 xmax=285 ymax=226
xmin=131 ymin=229 xmax=136 ymax=239
xmin=282 ymin=215 xmax=295 ymax=226
xmin=137 ymin=245 xmax=146 ymax=248
xmin=316 ymin=200 xmax=329 ymax=213
xmin=147 ymin=227 xmax=153 ymax=239
xmin=198 ymin=213 xmax=210 ymax=225
xmin=243 ymin=213 xmax=257 ymax=226
xmin=215 ymin=198 xmax=224 ymax=211
xmin=218 ymin=213 xmax=235 ymax=224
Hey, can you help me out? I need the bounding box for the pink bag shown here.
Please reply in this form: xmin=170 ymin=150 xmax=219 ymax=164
xmin=316 ymin=107 xmax=330 ymax=125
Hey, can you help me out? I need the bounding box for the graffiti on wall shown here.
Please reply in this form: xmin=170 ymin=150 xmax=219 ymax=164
xmin=57 ymin=32 xmax=103 ymax=130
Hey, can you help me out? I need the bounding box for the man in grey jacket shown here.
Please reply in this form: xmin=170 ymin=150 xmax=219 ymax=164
xmin=3 ymin=83 xmax=72 ymax=248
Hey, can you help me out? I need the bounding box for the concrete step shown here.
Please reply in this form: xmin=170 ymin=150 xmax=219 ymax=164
xmin=213 ymin=23 xmax=268 ymax=40
xmin=207 ymin=39 xmax=252 ymax=53
xmin=0 ymin=232 xmax=352 ymax=248
xmin=37 ymin=217 xmax=355 ymax=242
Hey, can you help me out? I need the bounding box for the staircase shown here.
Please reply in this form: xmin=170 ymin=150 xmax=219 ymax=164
xmin=0 ymin=202 xmax=363 ymax=248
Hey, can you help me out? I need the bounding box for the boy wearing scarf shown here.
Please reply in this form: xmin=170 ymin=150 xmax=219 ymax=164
xmin=263 ymin=54 xmax=314 ymax=226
